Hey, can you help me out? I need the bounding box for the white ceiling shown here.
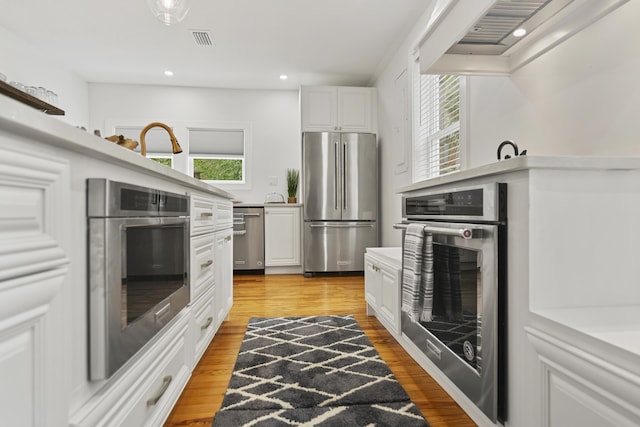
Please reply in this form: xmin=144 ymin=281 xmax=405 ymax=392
xmin=0 ymin=0 xmax=432 ymax=90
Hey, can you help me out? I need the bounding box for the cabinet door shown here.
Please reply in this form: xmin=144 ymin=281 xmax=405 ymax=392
xmin=364 ymin=255 xmax=381 ymax=310
xmin=190 ymin=233 xmax=215 ymax=303
xmin=265 ymin=207 xmax=301 ymax=266
xmin=378 ymin=264 xmax=401 ymax=335
xmin=301 ymin=86 xmax=338 ymax=132
xmin=337 ymin=87 xmax=374 ymax=132
xmin=214 ymin=229 xmax=233 ymax=326
xmin=0 ymin=146 xmax=70 ymax=427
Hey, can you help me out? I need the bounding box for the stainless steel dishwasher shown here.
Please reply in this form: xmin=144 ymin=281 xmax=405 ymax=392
xmin=233 ymin=207 xmax=265 ymax=273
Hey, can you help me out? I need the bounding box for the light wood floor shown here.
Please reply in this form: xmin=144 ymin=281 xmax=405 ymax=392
xmin=164 ymin=274 xmax=476 ymax=426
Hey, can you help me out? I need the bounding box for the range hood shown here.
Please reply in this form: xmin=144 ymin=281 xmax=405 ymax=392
xmin=422 ymin=0 xmax=629 ymax=75
xmin=445 ymin=0 xmax=572 ymax=56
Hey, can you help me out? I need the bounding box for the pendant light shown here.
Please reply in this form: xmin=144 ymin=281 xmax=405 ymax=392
xmin=147 ymin=0 xmax=190 ymax=26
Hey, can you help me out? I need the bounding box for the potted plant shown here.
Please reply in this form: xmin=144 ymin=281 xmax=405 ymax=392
xmin=287 ymin=168 xmax=299 ymax=203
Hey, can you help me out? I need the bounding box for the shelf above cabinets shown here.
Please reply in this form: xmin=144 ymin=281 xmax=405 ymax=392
xmin=0 ymin=80 xmax=64 ymax=115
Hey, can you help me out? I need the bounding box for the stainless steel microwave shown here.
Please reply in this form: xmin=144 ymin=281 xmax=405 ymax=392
xmin=87 ymin=179 xmax=190 ymax=380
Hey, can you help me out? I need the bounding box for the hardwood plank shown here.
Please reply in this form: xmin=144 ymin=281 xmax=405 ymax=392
xmin=164 ymin=274 xmax=476 ymax=426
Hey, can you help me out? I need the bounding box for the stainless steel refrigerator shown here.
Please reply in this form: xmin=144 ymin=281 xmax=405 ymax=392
xmin=302 ymin=132 xmax=378 ymax=275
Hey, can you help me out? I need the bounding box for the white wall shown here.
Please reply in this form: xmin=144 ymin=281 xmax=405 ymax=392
xmin=88 ymin=83 xmax=301 ymax=203
xmin=374 ymin=5 xmax=437 ymax=247
xmin=0 ymin=25 xmax=89 ymax=127
xmin=375 ymin=0 xmax=640 ymax=247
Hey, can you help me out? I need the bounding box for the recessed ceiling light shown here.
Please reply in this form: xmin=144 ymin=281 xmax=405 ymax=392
xmin=513 ymin=28 xmax=527 ymax=37
xmin=164 ymin=70 xmax=174 ymax=77
xmin=279 ymin=74 xmax=288 ymax=80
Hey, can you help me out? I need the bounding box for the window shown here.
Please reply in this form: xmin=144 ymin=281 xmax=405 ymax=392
xmin=188 ymin=128 xmax=245 ymax=183
xmin=413 ymin=65 xmax=465 ymax=182
xmin=106 ymin=120 xmax=253 ymax=188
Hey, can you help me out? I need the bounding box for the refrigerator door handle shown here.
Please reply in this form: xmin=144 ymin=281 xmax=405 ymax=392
xmin=343 ymin=142 xmax=347 ymax=210
xmin=335 ymin=140 xmax=340 ymax=211
xmin=309 ymin=223 xmax=375 ymax=228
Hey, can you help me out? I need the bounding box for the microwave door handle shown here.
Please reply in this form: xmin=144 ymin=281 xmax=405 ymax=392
xmin=393 ymin=223 xmax=477 ymax=240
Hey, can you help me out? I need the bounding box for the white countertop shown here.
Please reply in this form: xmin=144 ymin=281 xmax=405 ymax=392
xmin=0 ymin=94 xmax=235 ymax=199
xmin=366 ymin=247 xmax=402 ymax=268
xmin=398 ymin=155 xmax=640 ymax=193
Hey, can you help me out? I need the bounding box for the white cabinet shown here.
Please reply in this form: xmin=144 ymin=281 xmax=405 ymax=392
xmin=364 ymin=248 xmax=402 ymax=335
xmin=527 ymin=326 xmax=640 ymax=427
xmin=190 ymin=285 xmax=216 ymax=368
xmin=191 ymin=193 xmax=216 ymax=235
xmin=301 ymin=86 xmax=377 ymax=133
xmin=264 ymin=206 xmax=301 ymax=266
xmin=214 ymin=228 xmax=233 ymax=327
xmin=0 ymin=144 xmax=70 ymax=427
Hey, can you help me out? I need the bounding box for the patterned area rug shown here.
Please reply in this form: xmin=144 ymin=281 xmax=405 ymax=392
xmin=212 ymin=315 xmax=429 ymax=426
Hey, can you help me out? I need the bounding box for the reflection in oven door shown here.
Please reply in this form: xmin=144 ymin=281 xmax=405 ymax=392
xmin=400 ymin=221 xmax=502 ymax=423
xmin=421 ymin=244 xmax=480 ymax=371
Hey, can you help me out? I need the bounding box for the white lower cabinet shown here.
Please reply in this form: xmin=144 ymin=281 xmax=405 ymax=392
xmin=190 ymin=232 xmax=215 ymax=303
xmin=192 ymin=286 xmax=216 ymax=364
xmin=69 ymin=313 xmax=191 ymax=427
xmin=364 ymin=249 xmax=402 ymax=335
xmin=527 ymin=326 xmax=640 ymax=427
xmin=214 ymin=228 xmax=233 ymax=327
xmin=0 ymin=143 xmax=71 ymax=427
xmin=264 ymin=206 xmax=301 ymax=266
xmin=118 ymin=323 xmax=191 ymax=427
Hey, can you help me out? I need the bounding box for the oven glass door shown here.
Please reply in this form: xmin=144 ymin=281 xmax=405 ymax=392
xmin=122 ymin=219 xmax=188 ymax=328
xmin=423 ymin=242 xmax=482 ymax=370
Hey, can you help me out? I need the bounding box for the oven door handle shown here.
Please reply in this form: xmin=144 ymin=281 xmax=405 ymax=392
xmin=393 ymin=223 xmax=476 ymax=240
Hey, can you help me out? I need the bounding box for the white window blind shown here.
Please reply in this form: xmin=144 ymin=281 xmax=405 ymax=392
xmin=188 ymin=128 xmax=244 ymax=155
xmin=414 ymin=72 xmax=461 ymax=181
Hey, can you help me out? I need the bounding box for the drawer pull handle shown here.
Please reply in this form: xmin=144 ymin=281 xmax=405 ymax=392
xmin=225 ymin=236 xmax=232 ymax=242
xmin=201 ymin=259 xmax=213 ymax=268
xmin=147 ymin=375 xmax=172 ymax=407
xmin=201 ymin=212 xmax=213 ymax=217
xmin=201 ymin=316 xmax=213 ymax=331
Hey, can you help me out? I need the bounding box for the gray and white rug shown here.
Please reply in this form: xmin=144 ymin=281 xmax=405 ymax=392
xmin=212 ymin=315 xmax=429 ymax=426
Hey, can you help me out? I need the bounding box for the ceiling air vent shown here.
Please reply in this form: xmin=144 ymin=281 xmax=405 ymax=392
xmin=190 ymin=30 xmax=213 ymax=46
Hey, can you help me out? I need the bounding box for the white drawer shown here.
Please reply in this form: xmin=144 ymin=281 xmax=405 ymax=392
xmin=215 ymin=199 xmax=233 ymax=230
xmin=190 ymin=233 xmax=215 ymax=302
xmin=191 ymin=194 xmax=215 ymax=236
xmin=192 ymin=286 xmax=216 ymax=365
xmin=119 ymin=328 xmax=190 ymax=427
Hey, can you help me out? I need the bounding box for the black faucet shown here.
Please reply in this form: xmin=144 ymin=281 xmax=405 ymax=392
xmin=497 ymin=140 xmax=526 ymax=160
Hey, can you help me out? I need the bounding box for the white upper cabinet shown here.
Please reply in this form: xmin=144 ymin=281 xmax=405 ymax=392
xmin=300 ymin=86 xmax=377 ymax=133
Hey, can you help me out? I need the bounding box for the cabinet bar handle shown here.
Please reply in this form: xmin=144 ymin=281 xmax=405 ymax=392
xmin=200 ymin=212 xmax=213 ymax=217
xmin=201 ymin=316 xmax=213 ymax=331
xmin=147 ymin=375 xmax=172 ymax=406
xmin=201 ymin=259 xmax=213 ymax=268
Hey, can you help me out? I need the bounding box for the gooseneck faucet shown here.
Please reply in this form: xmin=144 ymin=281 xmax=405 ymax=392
xmin=139 ymin=122 xmax=183 ymax=157
xmin=497 ymin=140 xmax=519 ymax=160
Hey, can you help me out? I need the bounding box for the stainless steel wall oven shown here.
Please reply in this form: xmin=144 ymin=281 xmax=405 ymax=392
xmin=87 ymin=179 xmax=190 ymax=380
xmin=397 ymin=183 xmax=507 ymax=423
